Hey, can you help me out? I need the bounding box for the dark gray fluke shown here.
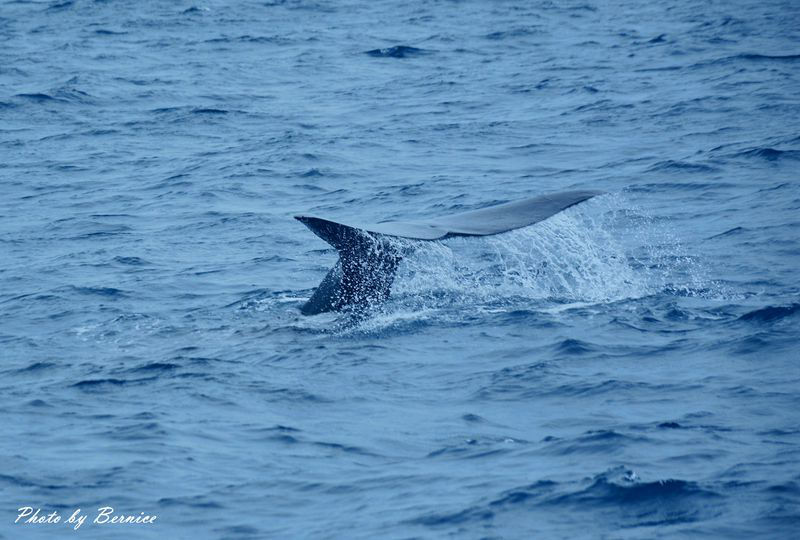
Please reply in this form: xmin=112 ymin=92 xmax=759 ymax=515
xmin=295 ymin=190 xmax=603 ymax=315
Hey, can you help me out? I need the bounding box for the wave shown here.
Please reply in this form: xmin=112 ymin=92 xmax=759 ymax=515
xmin=15 ymin=92 xmax=63 ymax=102
xmin=646 ymin=160 xmax=717 ymax=173
xmin=411 ymin=466 xmax=721 ymax=529
xmin=70 ymin=286 xmax=128 ymax=298
xmin=684 ymin=53 xmax=800 ymax=70
xmin=15 ymin=86 xmax=94 ymax=105
xmin=540 ymin=430 xmax=652 ymax=455
xmin=364 ymin=45 xmax=429 ymax=58
xmin=104 ymin=421 xmax=168 ymax=441
xmin=733 ymin=53 xmax=800 ymax=62
xmin=735 ymin=147 xmax=800 ymax=161
xmin=539 ymin=467 xmax=722 ymax=528
xmin=158 ymin=495 xmax=224 ymax=509
xmin=708 ymin=226 xmax=746 ymax=239
xmin=71 ymin=378 xmax=134 ymax=389
xmin=10 ymin=361 xmax=57 ymax=374
xmin=192 ymin=107 xmax=228 ymax=115
xmin=126 ymin=362 xmax=180 ymax=374
xmin=46 ymin=0 xmax=73 ymax=10
xmin=182 ymin=6 xmax=209 ymax=15
xmin=148 ymin=105 xmax=242 ymax=119
xmin=427 ymin=436 xmax=522 ymax=460
xmin=739 ymin=303 xmax=800 ymax=323
xmin=113 ymin=256 xmax=151 ymax=266
xmin=484 ymin=27 xmax=541 ymax=41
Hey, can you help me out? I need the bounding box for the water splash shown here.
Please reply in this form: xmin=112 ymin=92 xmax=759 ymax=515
xmin=394 ymin=194 xmax=705 ymax=302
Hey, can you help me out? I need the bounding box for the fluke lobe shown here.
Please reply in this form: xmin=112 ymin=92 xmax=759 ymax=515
xmin=295 ymin=190 xmax=603 ymax=315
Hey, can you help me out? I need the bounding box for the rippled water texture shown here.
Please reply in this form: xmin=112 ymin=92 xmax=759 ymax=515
xmin=1 ymin=0 xmax=799 ymax=538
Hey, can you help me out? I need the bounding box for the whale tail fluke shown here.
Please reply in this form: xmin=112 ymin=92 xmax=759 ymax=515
xmin=295 ymin=190 xmax=604 ymax=315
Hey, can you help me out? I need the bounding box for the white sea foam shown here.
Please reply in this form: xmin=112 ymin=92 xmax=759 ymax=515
xmin=389 ymin=193 xmax=715 ymax=310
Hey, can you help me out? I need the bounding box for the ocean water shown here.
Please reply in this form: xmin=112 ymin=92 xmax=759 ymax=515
xmin=1 ymin=0 xmax=799 ymax=538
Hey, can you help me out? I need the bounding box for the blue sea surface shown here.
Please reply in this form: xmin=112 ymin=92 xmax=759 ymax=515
xmin=1 ymin=0 xmax=800 ymax=538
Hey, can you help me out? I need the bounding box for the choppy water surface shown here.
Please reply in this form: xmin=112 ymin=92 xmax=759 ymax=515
xmin=2 ymin=0 xmax=799 ymax=538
